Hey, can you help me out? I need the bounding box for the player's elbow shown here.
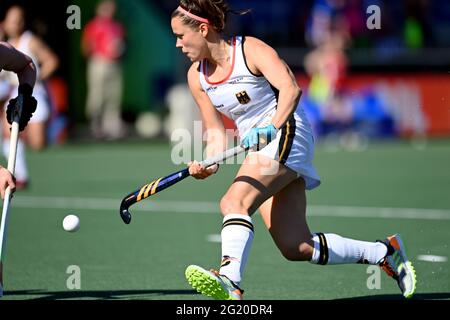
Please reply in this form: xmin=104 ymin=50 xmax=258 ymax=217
xmin=17 ymin=59 xmax=36 ymax=81
xmin=282 ymin=83 xmax=302 ymax=108
xmin=291 ymin=85 xmax=302 ymax=105
xmin=28 ymin=60 xmax=37 ymax=74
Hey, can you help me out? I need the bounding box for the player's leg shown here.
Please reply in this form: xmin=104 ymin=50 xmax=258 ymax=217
xmin=23 ymin=121 xmax=45 ymax=151
xmin=186 ymin=153 xmax=298 ymax=300
xmin=259 ymin=178 xmax=416 ymax=298
xmin=21 ymin=84 xmax=50 ymax=151
xmin=259 ymin=178 xmax=389 ymax=263
xmin=102 ymin=62 xmax=124 ymax=139
xmin=219 ymin=153 xmax=298 ymax=278
xmin=2 ymin=85 xmax=50 ymax=187
xmin=258 ymin=178 xmax=314 ymax=261
xmin=86 ymin=59 xmax=105 ymax=139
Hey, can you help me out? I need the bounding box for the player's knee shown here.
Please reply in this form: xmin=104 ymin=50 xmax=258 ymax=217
xmin=279 ymin=242 xmax=313 ymax=262
xmin=219 ymin=195 xmax=249 ymax=216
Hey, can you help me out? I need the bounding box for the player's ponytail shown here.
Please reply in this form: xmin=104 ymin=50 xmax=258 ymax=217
xmin=172 ymin=0 xmax=250 ymax=33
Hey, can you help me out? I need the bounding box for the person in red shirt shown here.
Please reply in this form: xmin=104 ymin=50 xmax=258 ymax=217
xmin=82 ymin=0 xmax=126 ymax=140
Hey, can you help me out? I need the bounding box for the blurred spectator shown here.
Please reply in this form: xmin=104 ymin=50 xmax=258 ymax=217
xmin=304 ymin=29 xmax=350 ymax=127
xmin=305 ymin=0 xmax=348 ymax=47
xmin=1 ymin=5 xmax=59 ymax=188
xmin=403 ymin=0 xmax=433 ymax=49
xmin=82 ymin=0 xmax=126 ymax=140
xmin=344 ymin=0 xmax=365 ymax=37
xmin=159 ymin=0 xmax=447 ymax=50
xmin=303 ymin=15 xmax=398 ymax=145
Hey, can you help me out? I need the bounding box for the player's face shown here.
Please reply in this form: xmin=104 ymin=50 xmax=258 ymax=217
xmin=171 ymin=17 xmax=206 ymax=62
xmin=4 ymin=7 xmax=25 ymax=38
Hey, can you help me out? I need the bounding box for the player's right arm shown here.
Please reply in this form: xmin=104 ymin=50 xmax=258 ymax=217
xmin=0 ymin=41 xmax=36 ymax=87
xmin=187 ymin=62 xmax=227 ymax=179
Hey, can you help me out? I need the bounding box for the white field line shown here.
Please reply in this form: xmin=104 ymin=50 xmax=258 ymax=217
xmin=417 ymin=255 xmax=448 ymax=263
xmin=206 ymin=234 xmax=222 ymax=243
xmin=9 ymin=196 xmax=450 ymax=221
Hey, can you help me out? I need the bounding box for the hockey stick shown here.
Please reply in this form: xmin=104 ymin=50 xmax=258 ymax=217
xmin=119 ymin=145 xmax=247 ymax=224
xmin=0 ymin=95 xmax=23 ymax=296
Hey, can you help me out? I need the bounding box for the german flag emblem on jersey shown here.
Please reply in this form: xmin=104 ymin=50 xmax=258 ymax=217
xmin=235 ymin=91 xmax=251 ymax=104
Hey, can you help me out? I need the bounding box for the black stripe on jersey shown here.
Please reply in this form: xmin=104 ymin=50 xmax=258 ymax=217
xmin=222 ymin=218 xmax=254 ymax=232
xmin=278 ymin=114 xmax=296 ymax=164
xmin=241 ymin=36 xmax=263 ymax=78
xmin=317 ymin=233 xmax=329 ymax=265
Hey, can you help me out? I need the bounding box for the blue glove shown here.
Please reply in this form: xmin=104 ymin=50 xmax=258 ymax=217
xmin=241 ymin=124 xmax=278 ymax=151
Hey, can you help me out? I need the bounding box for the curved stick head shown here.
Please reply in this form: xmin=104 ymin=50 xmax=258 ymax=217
xmin=120 ymin=200 xmax=132 ymax=224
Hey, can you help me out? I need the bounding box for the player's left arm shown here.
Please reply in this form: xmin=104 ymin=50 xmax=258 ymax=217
xmin=244 ymin=37 xmax=301 ymax=129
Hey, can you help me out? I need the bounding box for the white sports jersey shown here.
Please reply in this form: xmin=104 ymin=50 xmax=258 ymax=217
xmin=199 ymin=36 xmax=279 ymax=138
xmin=199 ymin=36 xmax=321 ymax=190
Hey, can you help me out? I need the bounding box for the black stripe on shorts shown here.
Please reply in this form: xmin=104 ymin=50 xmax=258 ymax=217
xmin=317 ymin=233 xmax=329 ymax=265
xmin=278 ymin=115 xmax=296 ymax=164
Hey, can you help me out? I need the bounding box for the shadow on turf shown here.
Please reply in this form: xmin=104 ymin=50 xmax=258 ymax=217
xmin=4 ymin=289 xmax=198 ymax=300
xmin=6 ymin=290 xmax=450 ymax=300
xmin=338 ymin=292 xmax=450 ymax=300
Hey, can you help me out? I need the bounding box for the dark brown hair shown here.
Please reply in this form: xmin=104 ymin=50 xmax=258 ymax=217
xmin=172 ymin=0 xmax=249 ymax=33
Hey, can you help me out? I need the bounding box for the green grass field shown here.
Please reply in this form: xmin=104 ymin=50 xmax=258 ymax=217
xmin=1 ymin=139 xmax=449 ymax=300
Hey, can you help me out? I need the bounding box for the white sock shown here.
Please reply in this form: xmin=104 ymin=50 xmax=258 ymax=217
xmin=310 ymin=233 xmax=388 ymax=265
xmin=2 ymin=138 xmax=28 ymax=181
xmin=219 ymin=214 xmax=254 ymax=286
